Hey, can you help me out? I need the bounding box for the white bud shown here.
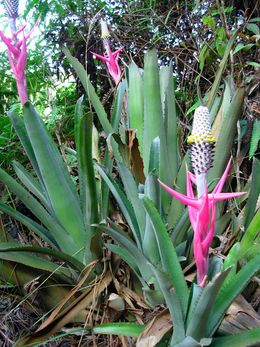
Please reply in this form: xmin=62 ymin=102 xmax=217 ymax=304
xmin=100 ymin=19 xmax=110 ymax=38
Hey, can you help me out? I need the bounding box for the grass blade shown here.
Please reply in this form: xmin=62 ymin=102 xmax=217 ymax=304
xmin=93 ymin=323 xmax=144 ymax=337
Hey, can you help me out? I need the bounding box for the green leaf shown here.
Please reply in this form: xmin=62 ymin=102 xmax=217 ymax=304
xmin=167 ymin=158 xmax=188 ymax=229
xmin=0 ymin=167 xmax=79 ymax=258
xmin=232 ymin=43 xmax=254 ymax=55
xmin=174 ymin=336 xmax=212 ymax=347
xmin=106 ymin=243 xmax=145 ymax=285
xmin=7 ymin=111 xmax=42 ymax=182
xmin=160 ymin=64 xmax=178 ymax=179
xmin=222 ymin=242 xmax=240 ymax=278
xmin=202 ymin=16 xmax=216 ymax=29
xmin=23 ymin=103 xmax=87 ymax=258
xmin=198 ymin=44 xmax=209 ymax=72
xmin=142 ymin=173 xmax=161 ymax=264
xmin=74 ymin=95 xmax=84 ymax=149
xmin=93 ymin=322 xmax=144 ymax=337
xmin=249 ymin=120 xmax=260 ymax=159
xmin=77 ymin=112 xmax=101 ymax=257
xmin=107 ymin=133 xmax=129 ymax=165
xmin=211 ymin=327 xmax=260 ymax=347
xmin=128 ymin=63 xmax=144 ymax=156
xmin=143 ymin=49 xmax=162 ymax=175
xmin=111 ymin=79 xmax=127 ymax=130
xmin=159 ymin=64 xmax=178 ymax=212
xmin=94 ymin=163 xmax=141 ymax=246
xmin=0 ymin=201 xmax=57 ymax=247
xmin=249 ymin=17 xmax=260 ymax=23
xmin=171 ymin=209 xmax=190 ymax=245
xmin=246 ymin=23 xmax=260 ymax=35
xmin=117 ymin=162 xmax=146 ymax=238
xmin=243 ymin=158 xmax=260 ymax=229
xmin=100 ymin=148 xmax=113 ymax=219
xmin=206 ymin=30 xmax=239 ymax=111
xmin=0 ymin=249 xmax=71 ymax=278
xmin=149 ymin=137 xmax=160 ymax=174
xmin=186 ymin=270 xmax=231 ymax=341
xmin=96 ymin=224 xmax=152 ymax=283
xmin=63 ymin=46 xmax=113 ymax=135
xmin=0 ymin=242 xmax=84 ymax=272
xmin=209 ymin=87 xmax=245 ymax=182
xmin=142 ymin=197 xmax=189 ymax=316
xmin=151 ymin=265 xmax=185 ymax=344
xmin=99 ymin=82 xmax=126 ymax=220
xmin=246 ymin=62 xmax=260 ymax=68
xmin=12 ymin=161 xmax=49 ymax=209
xmin=208 ymin=254 xmax=260 ymax=336
xmin=240 ymin=208 xmax=260 ymax=258
xmin=216 ymin=27 xmax=226 ymax=57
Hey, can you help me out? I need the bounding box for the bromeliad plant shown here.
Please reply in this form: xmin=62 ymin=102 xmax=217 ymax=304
xmin=0 ymin=104 xmax=103 ymax=265
xmin=0 ymin=2 xmax=106 ymax=319
xmin=159 ymin=106 xmax=245 ymax=287
xmin=82 ymin=44 xmax=260 ymax=344
xmin=136 ymin=106 xmax=260 ymax=346
xmin=94 ymin=106 xmax=260 ymax=345
xmin=86 ymin=45 xmax=246 ymax=306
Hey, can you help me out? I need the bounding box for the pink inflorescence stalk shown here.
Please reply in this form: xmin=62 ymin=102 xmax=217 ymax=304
xmin=91 ymin=19 xmax=123 ymax=86
xmin=159 ymin=106 xmax=246 ymax=287
xmin=0 ymin=22 xmax=36 ymax=104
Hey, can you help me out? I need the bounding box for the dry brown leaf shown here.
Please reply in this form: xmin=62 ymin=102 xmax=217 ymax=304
xmin=126 ymin=129 xmax=145 ymax=184
xmin=136 ymin=309 xmax=172 ymax=347
xmin=16 ymin=271 xmax=113 ymax=346
xmin=113 ymin=277 xmax=148 ymax=310
xmin=219 ymin=294 xmax=260 ymax=335
xmin=36 ymin=260 xmax=97 ymax=330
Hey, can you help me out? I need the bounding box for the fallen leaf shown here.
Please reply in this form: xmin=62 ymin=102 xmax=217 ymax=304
xmin=136 ymin=309 xmax=172 ymax=347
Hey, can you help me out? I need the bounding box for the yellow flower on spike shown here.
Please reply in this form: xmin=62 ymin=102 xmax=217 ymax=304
xmin=100 ymin=19 xmax=111 ymax=39
xmin=188 ymin=106 xmax=215 ymax=175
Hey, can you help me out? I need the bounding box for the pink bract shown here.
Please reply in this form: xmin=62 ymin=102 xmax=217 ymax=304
xmin=0 ymin=22 xmax=37 ymax=104
xmin=91 ymin=46 xmax=123 ymax=86
xmin=159 ymin=159 xmax=246 ymax=286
